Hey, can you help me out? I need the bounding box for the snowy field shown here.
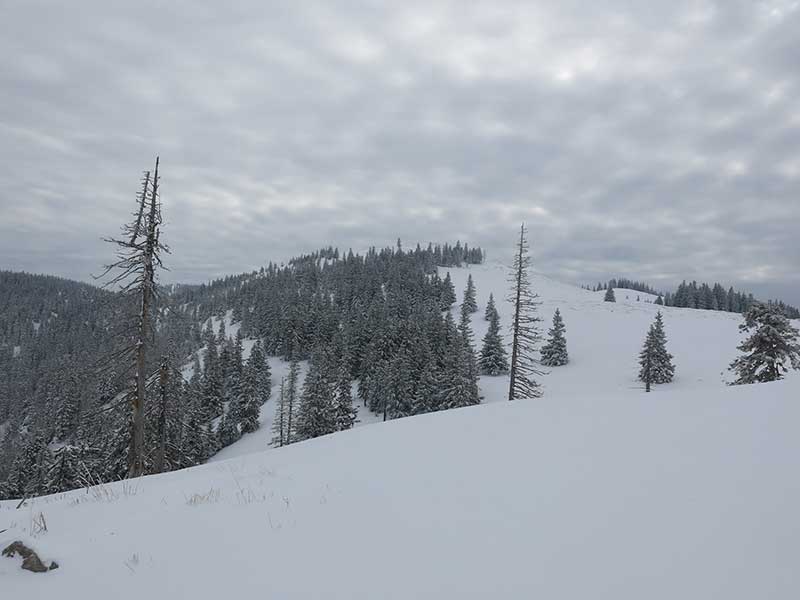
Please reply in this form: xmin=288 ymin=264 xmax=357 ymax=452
xmin=2 ymin=264 xmax=799 ymax=598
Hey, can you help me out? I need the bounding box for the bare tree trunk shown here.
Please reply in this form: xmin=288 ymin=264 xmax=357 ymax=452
xmin=130 ymin=172 xmax=150 ymax=245
xmin=155 ymin=357 xmax=169 ymax=472
xmin=130 ymin=157 xmax=159 ymax=478
xmin=508 ymin=224 xmax=524 ymax=401
xmin=100 ymin=157 xmax=168 ymax=480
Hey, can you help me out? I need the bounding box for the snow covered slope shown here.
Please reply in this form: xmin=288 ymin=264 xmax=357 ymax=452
xmin=214 ymin=263 xmax=763 ymax=462
xmin=2 ymin=378 xmax=799 ymax=598
xmin=447 ymin=264 xmax=752 ymax=401
xmin=3 ymin=263 xmax=798 ymax=598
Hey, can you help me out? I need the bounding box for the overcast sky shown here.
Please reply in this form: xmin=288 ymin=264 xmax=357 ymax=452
xmin=1 ymin=0 xmax=799 ymax=302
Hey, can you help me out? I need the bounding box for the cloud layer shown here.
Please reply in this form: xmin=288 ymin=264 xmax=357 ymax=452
xmin=2 ymin=0 xmax=799 ymax=302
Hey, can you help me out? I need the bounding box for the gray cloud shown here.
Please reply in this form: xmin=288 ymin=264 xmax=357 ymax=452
xmin=1 ymin=0 xmax=799 ymax=303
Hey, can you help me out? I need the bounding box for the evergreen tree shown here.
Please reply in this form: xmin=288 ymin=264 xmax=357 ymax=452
xmin=45 ymin=443 xmax=87 ymax=494
xmin=411 ymin=357 xmax=440 ymax=415
xmin=440 ymin=272 xmax=457 ymax=310
xmin=462 ymin=274 xmax=478 ymax=314
xmin=295 ymin=351 xmax=338 ymax=441
xmin=729 ymin=303 xmax=800 ymax=384
xmin=271 ymin=378 xmax=289 ymax=448
xmin=540 ymin=309 xmax=569 ymax=367
xmin=440 ymin=349 xmax=481 ymax=410
xmin=442 ymin=306 xmax=481 ymax=408
xmin=479 ymin=302 xmax=509 ymax=375
xmin=239 ymin=340 xmax=269 ymax=434
xmin=286 ymin=359 xmax=300 ymax=444
xmin=638 ymin=312 xmax=675 ymax=390
xmin=200 ymin=340 xmax=223 ymax=421
xmin=217 ymin=393 xmax=242 ymax=448
xmin=507 ymin=224 xmax=544 ymax=400
xmin=285 ymin=359 xmax=301 ymax=443
xmin=1 ymin=436 xmax=50 ymax=498
xmin=183 ymin=396 xmax=213 ymax=465
xmin=484 ymin=293 xmax=497 ymax=321
xmin=52 ymin=377 xmax=80 ymax=443
xmin=333 ymin=358 xmax=358 ymax=431
xmin=604 ymin=287 xmax=616 ymax=302
xmin=655 ymin=295 xmax=664 ymax=306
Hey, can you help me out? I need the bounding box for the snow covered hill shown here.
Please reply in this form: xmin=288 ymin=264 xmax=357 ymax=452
xmin=2 ymin=263 xmax=798 ymax=598
xmin=214 ymin=263 xmax=763 ymax=462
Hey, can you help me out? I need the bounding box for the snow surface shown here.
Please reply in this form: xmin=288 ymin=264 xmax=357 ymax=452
xmin=2 ymin=263 xmax=799 ymax=598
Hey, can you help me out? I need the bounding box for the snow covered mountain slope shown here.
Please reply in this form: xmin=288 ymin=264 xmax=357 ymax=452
xmin=214 ymin=263 xmax=766 ymax=462
xmin=2 ymin=378 xmax=799 ymax=598
xmin=3 ymin=263 xmax=798 ymax=598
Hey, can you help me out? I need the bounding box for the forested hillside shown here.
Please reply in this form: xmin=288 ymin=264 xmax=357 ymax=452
xmin=0 ymin=242 xmax=483 ymax=498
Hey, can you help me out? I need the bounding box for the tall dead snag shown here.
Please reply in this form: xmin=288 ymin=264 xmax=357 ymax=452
xmin=98 ymin=157 xmax=168 ymax=478
xmin=507 ymin=223 xmax=544 ymax=401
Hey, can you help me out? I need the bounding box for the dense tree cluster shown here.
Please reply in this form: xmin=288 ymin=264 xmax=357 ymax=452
xmin=588 ymin=276 xmax=799 ymax=319
xmin=588 ymin=278 xmax=661 ymax=296
xmin=663 ymin=281 xmax=800 ymax=319
xmin=0 ymin=241 xmax=484 ymax=499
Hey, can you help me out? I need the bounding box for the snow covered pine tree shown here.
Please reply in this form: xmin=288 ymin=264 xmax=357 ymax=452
xmin=540 ymin=309 xmax=569 ymax=367
xmin=638 ymin=311 xmax=675 ymax=391
xmin=729 ymin=303 xmax=800 ymax=384
xmin=462 ymin=274 xmax=478 ymax=314
xmin=479 ymin=298 xmax=509 ymax=375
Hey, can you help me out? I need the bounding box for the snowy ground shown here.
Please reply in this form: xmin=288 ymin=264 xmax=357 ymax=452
xmin=2 ymin=263 xmax=799 ymax=598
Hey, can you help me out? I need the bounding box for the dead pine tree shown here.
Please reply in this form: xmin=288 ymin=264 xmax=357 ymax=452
xmin=507 ymin=223 xmax=544 ymax=400
xmin=97 ymin=157 xmax=169 ymax=478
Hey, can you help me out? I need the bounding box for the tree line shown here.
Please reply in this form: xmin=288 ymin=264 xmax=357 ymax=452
xmin=589 ymin=277 xmax=799 ymax=319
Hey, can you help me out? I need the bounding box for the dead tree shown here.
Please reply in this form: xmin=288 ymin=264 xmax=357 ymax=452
xmin=507 ymin=223 xmax=544 ymax=400
xmin=98 ymin=157 xmax=168 ymax=477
